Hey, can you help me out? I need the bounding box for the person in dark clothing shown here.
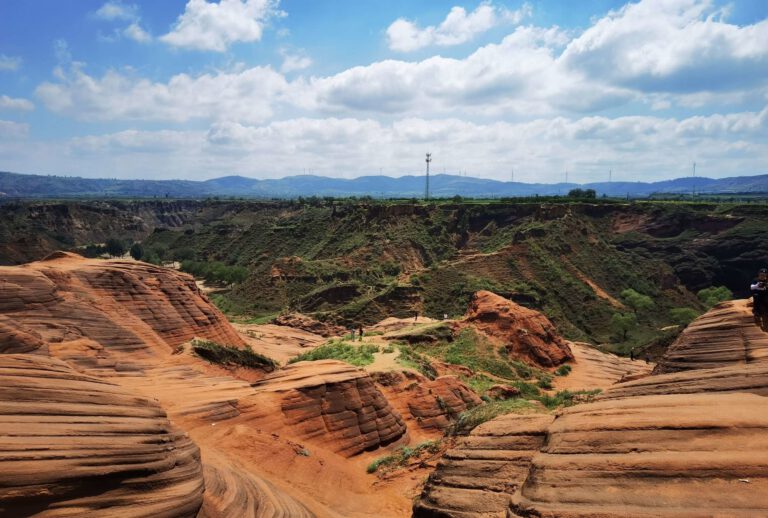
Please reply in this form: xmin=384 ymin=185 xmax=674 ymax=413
xmin=751 ymin=268 xmax=768 ymax=316
xmin=358 ymin=326 xmax=364 ymax=341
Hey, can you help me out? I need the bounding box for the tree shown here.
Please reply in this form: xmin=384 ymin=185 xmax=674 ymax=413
xmin=620 ymin=288 xmax=654 ymax=314
xmin=105 ymin=238 xmax=125 ymax=258
xmin=697 ymin=286 xmax=732 ymax=308
xmin=611 ymin=312 xmax=637 ymax=341
xmin=669 ymin=307 xmax=699 ymax=326
xmin=567 ymin=188 xmax=597 ymax=199
xmin=129 ymin=243 xmax=144 ymax=261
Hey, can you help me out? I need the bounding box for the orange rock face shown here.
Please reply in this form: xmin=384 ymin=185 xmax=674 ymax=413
xmin=252 ymin=360 xmax=408 ymax=457
xmin=0 ymin=354 xmax=205 ymax=517
xmin=0 ymin=253 xmax=244 ymax=360
xmin=372 ymin=370 xmax=482 ymax=431
xmin=273 ymin=312 xmax=346 ymax=338
xmin=462 ymin=290 xmax=574 ymax=367
xmin=417 ymin=299 xmax=768 ymax=517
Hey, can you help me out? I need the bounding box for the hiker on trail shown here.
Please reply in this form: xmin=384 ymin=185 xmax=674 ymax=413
xmin=358 ymin=326 xmax=364 ymax=341
xmin=414 ymin=311 xmax=418 ymax=323
xmin=349 ymin=328 xmax=355 ymax=340
xmin=630 ymin=349 xmax=635 ymax=361
xmin=751 ymin=268 xmax=768 ymax=316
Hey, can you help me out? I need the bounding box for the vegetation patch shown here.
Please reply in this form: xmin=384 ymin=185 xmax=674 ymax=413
xmin=192 ymin=339 xmax=277 ymax=371
xmin=446 ymin=399 xmax=545 ymax=436
xmin=289 ymin=339 xmax=379 ymax=366
xmin=366 ymin=440 xmax=441 ymax=474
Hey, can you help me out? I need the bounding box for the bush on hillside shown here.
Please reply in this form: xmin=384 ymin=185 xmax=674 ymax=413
xmin=697 ymin=286 xmax=732 ymax=308
xmin=192 ymin=339 xmax=277 ymax=370
xmin=669 ymin=307 xmax=700 ymax=326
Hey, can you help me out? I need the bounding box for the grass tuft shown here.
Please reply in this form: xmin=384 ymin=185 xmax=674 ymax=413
xmin=192 ymin=339 xmax=277 ymax=370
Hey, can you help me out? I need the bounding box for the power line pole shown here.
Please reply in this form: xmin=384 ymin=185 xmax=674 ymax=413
xmin=425 ymin=153 xmax=432 ymax=200
xmin=693 ymin=161 xmax=697 ymax=196
xmin=609 ymin=169 xmax=612 ymax=183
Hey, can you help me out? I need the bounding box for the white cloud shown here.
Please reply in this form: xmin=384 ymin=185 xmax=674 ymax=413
xmin=0 ymin=95 xmax=34 ymax=111
xmin=0 ymin=55 xmax=21 ymax=71
xmin=94 ymin=1 xmax=139 ymax=21
xmin=36 ymin=64 xmax=290 ymax=124
xmin=561 ymin=0 xmax=768 ymax=94
xmin=0 ymin=120 xmax=29 ymax=139
xmin=161 ymin=0 xmax=284 ymax=52
xmin=94 ymin=2 xmax=152 ymax=44
xmin=1 ymin=107 xmax=756 ymax=181
xmin=386 ymin=2 xmax=532 ymax=52
xmin=124 ymin=23 xmax=152 ymax=43
xmin=280 ymin=53 xmax=312 ymax=73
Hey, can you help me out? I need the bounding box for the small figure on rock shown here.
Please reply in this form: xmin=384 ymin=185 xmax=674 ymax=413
xmin=630 ymin=348 xmax=635 ymax=361
xmin=349 ymin=328 xmax=356 ymax=340
xmin=751 ymin=268 xmax=768 ymax=317
xmin=358 ymin=326 xmax=364 ymax=341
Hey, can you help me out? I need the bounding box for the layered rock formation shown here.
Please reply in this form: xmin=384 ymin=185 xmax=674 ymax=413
xmin=462 ymin=291 xmax=573 ymax=367
xmin=0 ymin=354 xmax=205 ymax=517
xmin=654 ymin=299 xmax=768 ymax=373
xmin=252 ymin=360 xmax=408 ymax=456
xmin=272 ymin=312 xmax=346 ymax=338
xmin=414 ymin=414 xmax=553 ymax=517
xmin=0 ymin=252 xmax=244 ymax=361
xmin=416 ymin=298 xmax=768 ymax=517
xmin=372 ymin=371 xmax=482 ymax=431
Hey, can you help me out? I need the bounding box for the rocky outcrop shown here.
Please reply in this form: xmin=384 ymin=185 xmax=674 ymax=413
xmin=0 ymin=354 xmax=204 ymax=517
xmin=462 ymin=290 xmax=573 ymax=367
xmin=654 ymin=299 xmax=768 ymax=373
xmin=372 ymin=370 xmax=482 ymax=431
xmin=252 ymin=360 xmax=407 ymax=456
xmin=0 ymin=253 xmax=244 ymax=360
xmin=199 ymin=460 xmax=315 ymax=518
xmin=418 ymin=300 xmax=768 ymax=517
xmin=414 ymin=413 xmax=554 ymax=517
xmin=273 ymin=312 xmax=346 ymax=337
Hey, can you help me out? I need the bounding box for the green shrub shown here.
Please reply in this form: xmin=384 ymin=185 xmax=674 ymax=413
xmin=555 ymin=364 xmax=572 ymax=376
xmin=397 ymin=344 xmax=438 ymax=379
xmin=446 ymin=399 xmax=543 ymax=436
xmin=537 ymin=375 xmax=554 ymax=389
xmin=697 ymin=286 xmax=732 ymax=308
xmin=620 ymin=288 xmax=655 ymax=314
xmin=669 ymin=307 xmax=700 ymax=326
xmin=289 ymin=340 xmax=379 ymax=366
xmin=611 ymin=312 xmax=637 ymax=341
xmin=192 ymin=339 xmax=277 ymax=370
xmin=536 ymin=389 xmax=601 ymax=409
xmin=366 ymin=441 xmax=441 ymax=474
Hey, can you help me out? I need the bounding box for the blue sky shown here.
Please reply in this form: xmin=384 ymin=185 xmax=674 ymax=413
xmin=0 ymin=0 xmax=766 ymax=183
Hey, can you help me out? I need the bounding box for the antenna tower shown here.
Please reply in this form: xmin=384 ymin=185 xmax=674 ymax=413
xmin=425 ymin=153 xmax=432 ymax=200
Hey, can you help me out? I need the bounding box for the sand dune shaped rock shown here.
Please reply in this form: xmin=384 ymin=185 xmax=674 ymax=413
xmin=415 ymin=299 xmax=768 ymax=518
xmin=0 ymin=354 xmax=205 ymax=517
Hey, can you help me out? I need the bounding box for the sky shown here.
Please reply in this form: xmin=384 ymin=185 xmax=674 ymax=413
xmin=0 ymin=0 xmax=766 ymax=183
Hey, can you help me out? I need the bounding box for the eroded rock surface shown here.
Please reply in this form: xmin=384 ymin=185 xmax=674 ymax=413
xmin=462 ymin=290 xmax=573 ymax=367
xmin=0 ymin=354 xmax=205 ymax=517
xmin=0 ymin=252 xmax=244 ymax=360
xmin=654 ymin=299 xmax=768 ymax=373
xmin=372 ymin=370 xmax=482 ymax=431
xmin=272 ymin=312 xmax=346 ymax=338
xmin=414 ymin=414 xmax=553 ymax=518
xmin=252 ymin=360 xmax=408 ymax=456
xmin=417 ymin=299 xmax=768 ymax=518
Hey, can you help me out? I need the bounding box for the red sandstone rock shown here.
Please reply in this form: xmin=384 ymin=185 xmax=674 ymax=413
xmin=252 ymin=360 xmax=408 ymax=457
xmin=273 ymin=312 xmax=346 ymax=337
xmin=0 ymin=354 xmax=205 ymax=517
xmin=372 ymin=370 xmax=482 ymax=431
xmin=462 ymin=290 xmax=573 ymax=367
xmin=487 ymin=384 xmax=521 ymax=400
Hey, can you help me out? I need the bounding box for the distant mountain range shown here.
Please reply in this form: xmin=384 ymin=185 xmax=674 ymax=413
xmin=1 ymin=170 xmax=767 ymax=199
